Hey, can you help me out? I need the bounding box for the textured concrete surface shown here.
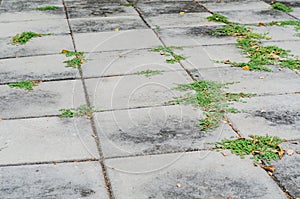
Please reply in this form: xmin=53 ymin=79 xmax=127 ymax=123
xmin=1 ymin=0 xmax=299 ymax=198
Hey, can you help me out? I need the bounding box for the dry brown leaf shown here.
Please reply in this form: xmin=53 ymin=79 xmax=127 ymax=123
xmin=224 ymin=59 xmax=231 ymax=64
xmin=176 ymin=183 xmax=182 ymax=188
xmin=114 ymin=28 xmax=119 ymax=32
xmin=258 ymin=22 xmax=266 ymax=27
xmin=270 ymin=52 xmax=280 ymax=60
xmin=286 ymin=149 xmax=294 ymax=156
xmin=242 ymin=65 xmax=250 ymax=71
xmin=227 ymin=196 xmax=232 ymax=199
xmin=221 ymin=152 xmax=230 ymax=157
xmin=278 ymin=145 xmax=284 ymax=159
xmin=259 ymin=76 xmax=265 ymax=79
xmin=179 ymin=11 xmax=185 ymax=15
xmin=61 ymin=49 xmax=69 ymax=53
xmin=261 ymin=165 xmax=275 ymax=172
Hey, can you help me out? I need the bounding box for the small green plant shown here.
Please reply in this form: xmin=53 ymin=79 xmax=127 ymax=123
xmin=150 ymin=46 xmax=186 ymax=64
xmin=59 ymin=105 xmax=102 ymax=118
xmin=173 ymin=80 xmax=255 ymax=131
xmin=207 ymin=13 xmax=231 ymax=24
xmin=271 ymin=2 xmax=293 ymax=12
xmin=135 ymin=70 xmax=163 ymax=77
xmin=155 ymin=25 xmax=161 ymax=30
xmin=36 ymin=6 xmax=59 ymax=11
xmin=61 ymin=50 xmax=86 ymax=68
xmin=8 ymin=80 xmax=40 ymax=91
xmin=120 ymin=3 xmax=134 ymax=7
xmin=11 ymin=32 xmax=50 ymax=45
xmin=215 ymin=135 xmax=284 ymax=163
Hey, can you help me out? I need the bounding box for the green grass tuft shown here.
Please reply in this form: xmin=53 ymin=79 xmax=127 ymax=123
xmin=135 ymin=70 xmax=163 ymax=77
xmin=120 ymin=3 xmax=134 ymax=7
xmin=8 ymin=80 xmax=39 ymax=91
xmin=215 ymin=135 xmax=284 ymax=163
xmin=11 ymin=32 xmax=49 ymax=45
xmin=60 ymin=105 xmax=102 ymax=118
xmin=174 ymin=80 xmax=255 ymax=131
xmin=207 ymin=13 xmax=231 ymax=24
xmin=36 ymin=6 xmax=59 ymax=11
xmin=61 ymin=50 xmax=86 ymax=68
xmin=150 ymin=46 xmax=186 ymax=64
xmin=271 ymin=2 xmax=293 ymax=12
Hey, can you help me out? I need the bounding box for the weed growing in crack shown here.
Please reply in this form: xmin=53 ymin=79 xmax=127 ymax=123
xmin=211 ymin=24 xmax=300 ymax=71
xmin=61 ymin=49 xmax=86 ymax=68
xmin=150 ymin=46 xmax=186 ymax=64
xmin=135 ymin=70 xmax=163 ymax=77
xmin=207 ymin=13 xmax=232 ymax=24
xmin=172 ymin=80 xmax=255 ymax=131
xmin=8 ymin=80 xmax=40 ymax=91
xmin=120 ymin=3 xmax=134 ymax=7
xmin=271 ymin=2 xmax=293 ymax=12
xmin=59 ymin=105 xmax=102 ymax=118
xmin=215 ymin=135 xmax=284 ymax=163
xmin=11 ymin=32 xmax=51 ymax=45
xmin=36 ymin=6 xmax=59 ymax=11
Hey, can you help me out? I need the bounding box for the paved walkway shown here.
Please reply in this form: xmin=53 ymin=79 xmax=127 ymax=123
xmin=0 ymin=0 xmax=299 ymax=198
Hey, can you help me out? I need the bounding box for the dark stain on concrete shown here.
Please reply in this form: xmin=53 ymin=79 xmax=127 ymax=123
xmin=254 ymin=110 xmax=300 ymax=125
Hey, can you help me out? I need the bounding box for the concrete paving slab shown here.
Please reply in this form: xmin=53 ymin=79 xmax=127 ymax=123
xmin=0 ymin=19 xmax=70 ymax=38
xmin=157 ymin=26 xmax=236 ymax=46
xmin=250 ymin=25 xmax=300 ymax=42
xmin=0 ymin=34 xmax=74 ymax=59
xmin=0 ymin=80 xmax=86 ymax=118
xmin=227 ymin=94 xmax=300 ymax=140
xmin=0 ymin=54 xmax=79 ymax=84
xmin=136 ymin=1 xmax=207 ymax=16
xmin=64 ymin=0 xmax=137 ymax=18
xmin=177 ymin=45 xmax=249 ymax=70
xmin=105 ymin=151 xmax=286 ymax=198
xmin=94 ymin=105 xmax=236 ymax=158
xmin=0 ymin=117 xmax=99 ymax=165
xmin=218 ymin=9 xmax=295 ymax=24
xmin=0 ymin=162 xmax=109 ymax=198
xmin=73 ymin=29 xmax=161 ymax=52
xmin=82 ymin=49 xmax=183 ymax=78
xmin=202 ymin=0 xmax=271 ymax=12
xmin=144 ymin=12 xmax=220 ymax=29
xmin=69 ymin=16 xmax=147 ymax=33
xmin=194 ymin=66 xmax=300 ymax=95
xmin=0 ymin=0 xmax=62 ymax=12
xmin=85 ymin=71 xmax=193 ymax=111
xmin=0 ymin=9 xmax=65 ymax=22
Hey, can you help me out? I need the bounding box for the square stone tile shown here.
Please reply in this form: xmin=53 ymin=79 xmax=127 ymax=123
xmin=105 ymin=151 xmax=286 ymax=198
xmin=218 ymin=9 xmax=295 ymax=24
xmin=177 ymin=45 xmax=249 ymax=70
xmin=0 ymin=54 xmax=79 ymax=84
xmin=0 ymin=19 xmax=69 ymax=39
xmin=227 ymin=94 xmax=300 ymax=140
xmin=0 ymin=162 xmax=109 ymax=198
xmin=85 ymin=71 xmax=193 ymax=111
xmin=194 ymin=66 xmax=300 ymax=95
xmin=82 ymin=49 xmax=183 ymax=78
xmin=0 ymin=35 xmax=74 ymax=59
xmin=0 ymin=117 xmax=99 ymax=165
xmin=94 ymin=105 xmax=236 ymax=158
xmin=136 ymin=1 xmax=207 ymax=16
xmin=250 ymin=25 xmax=300 ymax=42
xmin=144 ymin=12 xmax=220 ymax=29
xmin=202 ymin=0 xmax=270 ymax=12
xmin=73 ymin=29 xmax=161 ymax=52
xmin=0 ymin=80 xmax=86 ymax=118
xmin=157 ymin=26 xmax=236 ymax=46
xmin=64 ymin=0 xmax=137 ymax=18
xmin=69 ymin=16 xmax=147 ymax=33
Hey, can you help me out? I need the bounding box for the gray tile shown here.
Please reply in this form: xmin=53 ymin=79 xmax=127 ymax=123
xmin=0 ymin=19 xmax=69 ymax=38
xmin=73 ymin=29 xmax=161 ymax=52
xmin=0 ymin=80 xmax=86 ymax=118
xmin=0 ymin=117 xmax=99 ymax=165
xmin=203 ymin=0 xmax=270 ymax=12
xmin=157 ymin=26 xmax=236 ymax=46
xmin=106 ymin=151 xmax=286 ymax=198
xmin=0 ymin=54 xmax=79 ymax=84
xmin=85 ymin=71 xmax=193 ymax=111
xmin=82 ymin=49 xmax=183 ymax=78
xmin=0 ymin=35 xmax=74 ymax=59
xmin=69 ymin=16 xmax=147 ymax=33
xmin=0 ymin=162 xmax=109 ymax=198
xmin=227 ymin=94 xmax=300 ymax=140
xmin=94 ymin=105 xmax=236 ymax=158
